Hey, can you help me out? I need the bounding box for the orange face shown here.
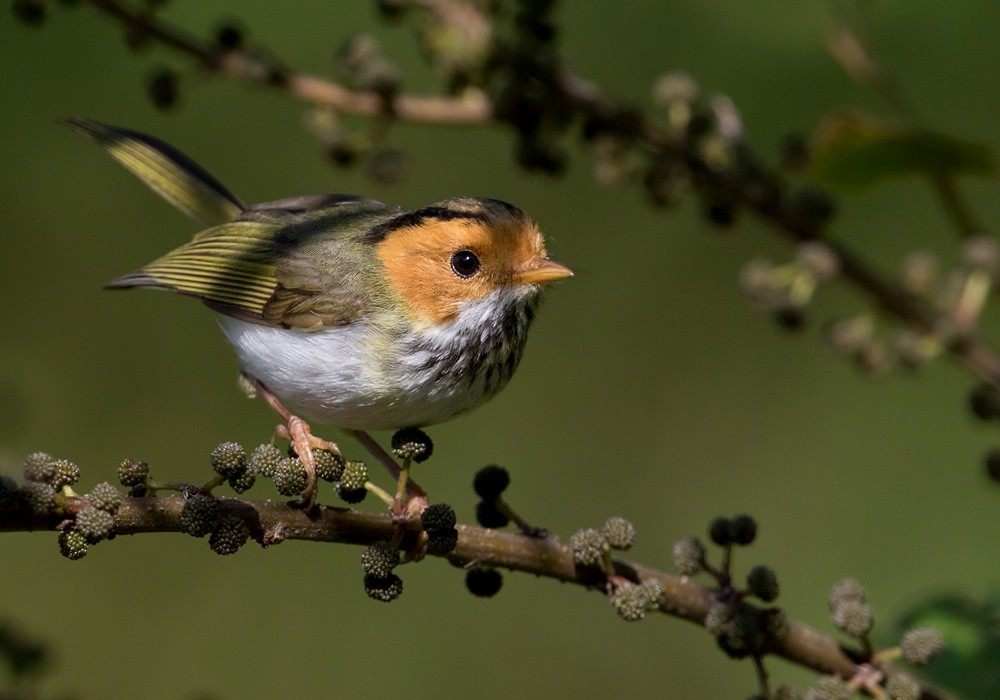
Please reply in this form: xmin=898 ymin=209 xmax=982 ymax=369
xmin=376 ymin=213 xmax=571 ymax=325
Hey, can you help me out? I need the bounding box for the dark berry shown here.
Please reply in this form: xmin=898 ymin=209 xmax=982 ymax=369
xmin=709 ymin=516 xmax=732 ymax=546
xmin=473 ymin=465 xmax=510 ymax=500
xmin=13 ymin=0 xmax=45 ymax=26
xmin=746 ymin=565 xmax=779 ymax=602
xmin=58 ymin=529 xmax=89 ymax=560
xmin=148 ymin=68 xmax=179 ymax=110
xmin=475 ymin=500 xmax=509 ymax=529
xmin=987 ymin=450 xmax=1000 ymax=483
xmin=465 ymin=567 xmax=503 ymax=597
xmin=209 ymin=514 xmax=250 ymax=555
xmin=215 ymin=23 xmax=243 ymax=51
xmin=361 ymin=540 xmax=398 ymax=578
xmin=228 ymin=469 xmax=256 ymax=494
xmin=421 ymin=503 xmax=457 ymax=532
xmin=364 ymin=573 xmax=403 ymax=602
xmin=391 ymin=427 xmax=433 ymax=462
xmin=729 ymin=514 xmax=757 ymax=546
xmin=425 ymin=527 xmax=458 ymax=555
xmin=179 ymin=495 xmax=221 ymax=538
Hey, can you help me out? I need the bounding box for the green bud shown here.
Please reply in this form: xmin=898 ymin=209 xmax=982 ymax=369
xmin=803 ymin=675 xmax=850 ymax=700
xmin=22 ymin=452 xmax=55 ymax=483
xmin=227 ymin=469 xmax=256 ymax=494
xmin=314 ymin=449 xmax=345 ymax=482
xmin=49 ymin=459 xmax=80 ymax=490
xmin=21 ymin=482 xmax=56 ymax=514
xmin=117 ymin=459 xmax=149 ymax=487
xmin=831 ymin=600 xmax=873 ymax=638
xmin=339 ymin=461 xmax=368 ymax=492
xmin=210 ymin=442 xmax=248 ymax=478
xmin=885 ymin=674 xmax=920 ymax=700
xmin=828 ymin=577 xmax=867 ymax=611
xmin=640 ymin=579 xmax=665 ymax=608
xmin=272 ymin=458 xmax=308 ymax=497
xmin=900 ymin=627 xmax=945 ymax=665
xmin=569 ymin=528 xmax=607 ymax=567
xmin=58 ymin=529 xmax=89 ymax=560
xmin=248 ymin=444 xmax=282 ymax=478
xmin=773 ymin=684 xmax=803 ymax=700
xmin=610 ymin=582 xmax=649 ymax=621
xmin=672 ymin=537 xmax=705 ymax=576
xmin=602 ymin=516 xmax=636 ymax=550
xmin=74 ymin=505 xmax=115 ymax=543
xmin=87 ymin=482 xmax=123 ymax=514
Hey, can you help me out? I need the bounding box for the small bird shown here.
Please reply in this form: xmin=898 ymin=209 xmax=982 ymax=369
xmin=66 ymin=119 xmax=572 ymax=508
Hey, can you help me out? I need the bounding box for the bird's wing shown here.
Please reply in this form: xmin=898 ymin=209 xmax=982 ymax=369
xmin=63 ymin=118 xmax=247 ymax=227
xmin=109 ymin=200 xmax=406 ymax=330
xmin=107 ymin=220 xmax=281 ymax=324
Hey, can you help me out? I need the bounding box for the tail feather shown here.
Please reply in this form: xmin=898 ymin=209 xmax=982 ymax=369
xmin=62 ymin=118 xmax=247 ymax=227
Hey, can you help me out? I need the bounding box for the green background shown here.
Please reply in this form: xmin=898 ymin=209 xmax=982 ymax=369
xmin=3 ymin=2 xmax=1000 ymax=697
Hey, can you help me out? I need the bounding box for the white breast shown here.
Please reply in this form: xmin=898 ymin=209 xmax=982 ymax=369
xmin=216 ymin=285 xmax=538 ymax=431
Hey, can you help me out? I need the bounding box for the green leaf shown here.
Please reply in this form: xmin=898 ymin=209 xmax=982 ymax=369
xmin=809 ymin=111 xmax=996 ymax=188
xmin=888 ymin=591 xmax=1000 ymax=700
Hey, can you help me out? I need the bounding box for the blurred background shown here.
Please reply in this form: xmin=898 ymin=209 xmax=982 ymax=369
xmin=3 ymin=1 xmax=1000 ymax=697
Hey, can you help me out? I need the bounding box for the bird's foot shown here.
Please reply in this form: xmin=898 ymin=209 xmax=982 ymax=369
xmin=274 ymin=417 xmax=344 ymax=510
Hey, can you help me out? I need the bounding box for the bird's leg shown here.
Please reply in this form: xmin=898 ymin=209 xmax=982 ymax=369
xmin=345 ymin=429 xmax=428 ymax=518
xmin=245 ymin=374 xmax=342 ymax=509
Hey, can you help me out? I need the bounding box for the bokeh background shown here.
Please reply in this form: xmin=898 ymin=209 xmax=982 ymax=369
xmin=3 ymin=1 xmax=1000 ymax=697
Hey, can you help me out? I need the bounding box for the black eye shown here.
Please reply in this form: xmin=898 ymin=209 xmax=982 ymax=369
xmin=450 ymin=249 xmax=480 ymax=278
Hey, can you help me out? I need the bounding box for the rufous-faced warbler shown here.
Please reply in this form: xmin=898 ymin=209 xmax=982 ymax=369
xmin=66 ymin=119 xmax=572 ymax=509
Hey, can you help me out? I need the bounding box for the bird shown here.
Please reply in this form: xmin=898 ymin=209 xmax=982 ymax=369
xmin=65 ymin=119 xmax=572 ymax=510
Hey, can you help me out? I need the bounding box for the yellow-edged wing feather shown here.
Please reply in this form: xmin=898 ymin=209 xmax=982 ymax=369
xmin=107 ymin=221 xmax=280 ymax=324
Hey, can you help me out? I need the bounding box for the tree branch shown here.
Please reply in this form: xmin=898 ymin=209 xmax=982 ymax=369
xmin=0 ymin=495 xmax=952 ymax=699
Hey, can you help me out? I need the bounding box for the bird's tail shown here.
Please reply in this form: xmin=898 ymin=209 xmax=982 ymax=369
xmin=61 ymin=118 xmax=247 ymax=227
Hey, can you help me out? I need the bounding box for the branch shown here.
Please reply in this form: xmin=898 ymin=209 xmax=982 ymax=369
xmin=0 ymin=494 xmax=952 ymax=699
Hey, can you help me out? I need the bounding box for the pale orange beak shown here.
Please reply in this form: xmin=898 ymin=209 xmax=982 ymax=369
xmin=517 ymin=259 xmax=574 ymax=285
